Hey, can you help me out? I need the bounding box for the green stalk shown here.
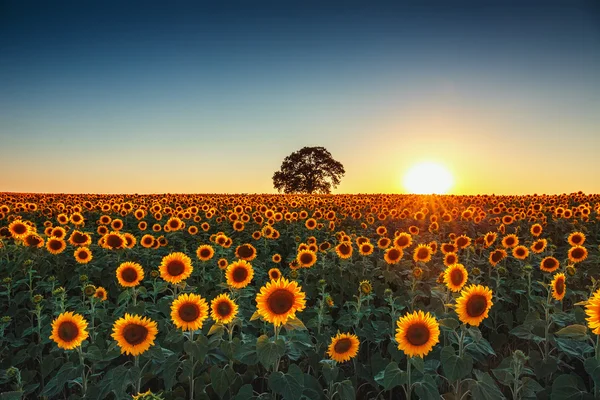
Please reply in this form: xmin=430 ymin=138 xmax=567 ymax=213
xmin=406 ymin=357 xmax=412 ymax=400
xmin=77 ymin=346 xmax=88 ymax=397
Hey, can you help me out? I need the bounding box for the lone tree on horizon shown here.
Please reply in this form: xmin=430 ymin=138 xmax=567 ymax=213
xmin=272 ymin=146 xmax=345 ymax=194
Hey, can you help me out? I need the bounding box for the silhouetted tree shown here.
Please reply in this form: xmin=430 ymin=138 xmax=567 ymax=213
xmin=272 ymin=147 xmax=345 ymax=194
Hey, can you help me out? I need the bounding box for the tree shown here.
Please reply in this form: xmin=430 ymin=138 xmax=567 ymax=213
xmin=272 ymin=146 xmax=345 ymax=194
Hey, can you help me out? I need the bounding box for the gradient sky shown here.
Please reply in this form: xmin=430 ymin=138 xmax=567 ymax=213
xmin=1 ymin=0 xmax=599 ymax=195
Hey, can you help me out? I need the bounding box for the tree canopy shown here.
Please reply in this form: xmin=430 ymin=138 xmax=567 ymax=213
xmin=272 ymin=146 xmax=345 ymax=194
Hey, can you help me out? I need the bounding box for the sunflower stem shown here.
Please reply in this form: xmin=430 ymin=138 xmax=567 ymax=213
xmin=188 ymin=331 xmax=195 ymax=400
xmin=406 ymin=357 xmax=412 ymax=400
xmin=77 ymin=346 xmax=88 ymax=397
xmin=132 ymin=286 xmax=137 ymax=307
xmin=134 ymin=355 xmax=141 ymax=394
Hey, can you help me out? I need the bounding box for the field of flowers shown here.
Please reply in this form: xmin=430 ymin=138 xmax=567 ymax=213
xmin=1 ymin=192 xmax=599 ymax=400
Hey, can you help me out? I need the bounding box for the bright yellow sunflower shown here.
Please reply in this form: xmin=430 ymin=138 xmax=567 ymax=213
xmin=46 ymin=238 xmax=67 ymax=255
xmin=94 ymin=287 xmax=108 ymax=301
xmin=568 ymin=231 xmax=586 ymax=247
xmin=159 ymin=252 xmax=193 ymax=284
xmin=255 ymin=278 xmax=306 ymax=326
xmin=171 ymin=293 xmax=209 ymax=331
xmin=335 ymin=242 xmax=353 ymax=259
xmin=530 ymin=239 xmax=547 ymax=254
xmin=74 ymin=247 xmax=92 ymax=264
xmin=268 ymin=268 xmax=282 ymax=281
xmin=413 ymin=244 xmax=433 ymax=263
xmin=455 ymin=285 xmax=493 ymax=326
xmin=540 ymin=256 xmax=560 ymax=273
xmin=297 ymin=249 xmax=317 ymax=268
xmin=395 ymin=310 xmax=440 ymax=358
xmin=196 ymin=244 xmax=215 ymax=261
xmin=585 ymin=288 xmax=600 ymax=334
xmin=226 ymin=260 xmax=254 ymax=289
xmin=116 ymin=261 xmax=144 ymax=287
xmin=327 ymin=332 xmax=360 ymax=363
xmin=235 ymin=243 xmax=257 ymax=261
xmin=8 ymin=220 xmax=29 ymax=240
xmin=112 ymin=313 xmax=158 ymax=356
xmin=512 ymin=245 xmax=529 ymax=260
xmin=383 ymin=247 xmax=403 ymax=264
xmin=568 ymin=246 xmax=588 ymax=264
xmin=49 ymin=311 xmax=89 ymax=350
xmin=443 ymin=263 xmax=468 ymax=292
xmin=551 ymin=273 xmax=566 ymax=301
xmin=210 ymin=293 xmax=239 ymax=324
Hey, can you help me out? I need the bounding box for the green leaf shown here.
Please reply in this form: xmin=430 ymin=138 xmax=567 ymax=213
xmin=321 ymin=361 xmax=339 ymax=384
xmin=521 ymin=377 xmax=543 ymax=399
xmin=551 ymin=374 xmax=593 ymax=400
xmin=468 ymin=326 xmax=483 ymax=342
xmin=233 ymin=384 xmax=254 ymax=400
xmin=374 ymin=362 xmax=407 ymax=390
xmin=413 ymin=375 xmax=439 ymax=400
xmin=184 ymin=334 xmax=208 ymax=363
xmin=41 ymin=362 xmax=81 ymax=397
xmin=283 ymin=316 xmax=307 ymax=331
xmin=584 ymin=358 xmax=600 ymax=387
xmin=438 ymin=318 xmax=460 ymax=330
xmin=162 ymin=354 xmax=181 ymax=392
xmin=268 ymin=364 xmax=304 ymax=400
xmin=210 ymin=366 xmax=236 ymax=399
xmin=469 ymin=370 xmax=506 ymax=400
xmin=208 ymin=323 xmax=225 ymax=336
xmin=555 ymin=324 xmax=589 ymax=340
xmin=556 ymin=338 xmax=594 ymax=360
xmin=256 ymin=335 xmax=286 ymax=369
xmin=336 ymin=380 xmax=355 ymax=400
xmin=0 ymin=392 xmax=23 ymax=400
xmin=250 ymin=311 xmax=262 ymax=321
xmin=440 ymin=346 xmax=473 ymax=381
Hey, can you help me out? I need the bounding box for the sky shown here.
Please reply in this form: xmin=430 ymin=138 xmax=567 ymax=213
xmin=1 ymin=0 xmax=599 ymax=195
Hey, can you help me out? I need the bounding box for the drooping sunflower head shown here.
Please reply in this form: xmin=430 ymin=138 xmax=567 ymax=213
xmin=159 ymin=252 xmax=193 ymax=284
xmin=268 ymin=268 xmax=282 ymax=281
xmin=49 ymin=311 xmax=89 ymax=350
xmin=225 ymin=260 xmax=254 ymax=289
xmin=327 ymin=332 xmax=360 ymax=363
xmin=94 ymin=287 xmax=108 ymax=301
xmin=395 ymin=310 xmax=440 ymax=358
xmin=196 ymin=244 xmax=215 ymax=262
xmin=455 ymin=284 xmax=493 ymax=326
xmin=359 ymin=280 xmax=372 ymax=295
xmin=297 ymin=249 xmax=317 ymax=268
xmin=384 ymin=247 xmax=403 ymax=264
xmin=489 ymin=249 xmax=507 ymax=267
xmin=171 ymin=293 xmax=209 ymax=331
xmin=116 ymin=261 xmax=144 ymax=287
xmin=255 ymin=278 xmax=306 ymax=326
xmin=112 ymin=313 xmax=158 ymax=356
xmin=568 ymin=231 xmax=586 ymax=247
xmin=210 ymin=293 xmax=238 ymax=324
xmin=568 ymin=246 xmax=588 ymax=264
xmin=235 ymin=243 xmax=257 ymax=261
xmin=551 ymin=273 xmax=566 ymax=301
xmin=443 ymin=263 xmax=468 ymax=292
xmin=413 ymin=244 xmax=433 ymax=263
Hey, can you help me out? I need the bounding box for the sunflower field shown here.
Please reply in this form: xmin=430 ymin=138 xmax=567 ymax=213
xmin=1 ymin=192 xmax=600 ymax=400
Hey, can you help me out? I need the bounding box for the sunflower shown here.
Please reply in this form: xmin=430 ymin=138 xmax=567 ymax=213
xmin=49 ymin=311 xmax=89 ymax=350
xmin=585 ymin=288 xmax=600 ymax=334
xmin=225 ymin=260 xmax=254 ymax=289
xmin=335 ymin=242 xmax=353 ymax=259
xmin=297 ymin=250 xmax=317 ymax=268
xmin=112 ymin=313 xmax=158 ymax=356
xmin=393 ymin=232 xmax=412 ymax=249
xmin=551 ymin=273 xmax=566 ymax=301
xmin=455 ymin=235 xmax=471 ymax=250
xmin=255 ymin=278 xmax=306 ymax=326
xmin=441 ymin=243 xmax=458 ymax=254
xmin=444 ymin=263 xmax=468 ymax=292
xmin=455 ymin=285 xmax=493 ymax=326
xmin=540 ymin=256 xmax=560 ymax=273
xmin=512 ymin=245 xmax=529 ymax=260
xmin=140 ymin=234 xmax=154 ymax=248
xmin=68 ymin=230 xmax=91 ymax=247
xmin=384 ymin=247 xmax=403 ymax=264
xmin=23 ymin=233 xmax=44 ymax=248
xmin=46 ymin=238 xmax=67 ymax=255
xmin=358 ymin=242 xmax=374 ymax=256
xmin=395 ymin=310 xmax=440 ymax=358
xmin=123 ymin=233 xmax=136 ymax=249
xmin=159 ymin=252 xmax=193 ymax=284
xmin=483 ymin=232 xmax=497 ymax=248
xmin=8 ymin=220 xmax=29 ymax=240
xmin=327 ymin=333 xmax=360 ymax=363
xmin=377 ymin=237 xmax=391 ymax=249
xmin=443 ymin=252 xmax=458 ymax=267
xmin=488 ymin=249 xmax=507 ymax=267
xmin=530 ymin=223 xmax=543 ymax=237
xmin=568 ymin=246 xmax=588 ymax=264
xmin=74 ymin=247 xmax=93 ymax=264
xmin=101 ymin=231 xmax=127 ymax=250
xmin=116 ymin=261 xmax=144 ymax=287
xmin=268 ymin=268 xmax=282 ymax=281
xmin=51 ymin=226 xmax=67 ymax=239
xmin=171 ymin=293 xmax=209 ymax=331
xmin=359 ymin=280 xmax=372 ymax=295
xmin=94 ymin=287 xmax=108 ymax=301
xmin=501 ymin=234 xmax=519 ymax=249
xmin=196 ymin=244 xmax=215 ymax=261
xmin=530 ymin=239 xmax=547 ymax=254
xmin=413 ymin=244 xmax=433 ymax=263
xmin=210 ymin=293 xmax=238 ymax=324
xmin=235 ymin=243 xmax=257 ymax=261
xmin=272 ymin=254 xmax=282 ymax=263
xmin=568 ymin=232 xmax=586 ymax=247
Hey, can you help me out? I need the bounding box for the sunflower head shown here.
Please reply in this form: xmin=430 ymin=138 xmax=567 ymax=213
xmin=171 ymin=293 xmax=209 ymax=331
xmin=159 ymin=252 xmax=193 ymax=284
xmin=225 ymin=260 xmax=254 ymax=289
xmin=568 ymin=246 xmax=588 ymax=264
xmin=255 ymin=278 xmax=306 ymax=326
xmin=359 ymin=280 xmax=372 ymax=295
xmin=210 ymin=293 xmax=239 ymax=325
xmin=235 ymin=244 xmax=257 ymax=261
xmin=540 ymin=256 xmax=560 ymax=273
xmin=268 ymin=268 xmax=282 ymax=281
xmin=551 ymin=273 xmax=566 ymax=301
xmin=50 ymin=311 xmax=89 ymax=350
xmin=112 ymin=313 xmax=158 ymax=356
xmin=327 ymin=332 xmax=360 ymax=363
xmin=297 ymin=249 xmax=317 ymax=268
xmin=196 ymin=244 xmax=215 ymax=261
xmin=413 ymin=244 xmax=433 ymax=263
xmin=455 ymin=285 xmax=494 ymax=326
xmin=443 ymin=263 xmax=468 ymax=292
xmin=116 ymin=262 xmax=144 ymax=287
xmin=94 ymin=287 xmax=108 ymax=301
xmin=395 ymin=310 xmax=440 ymax=358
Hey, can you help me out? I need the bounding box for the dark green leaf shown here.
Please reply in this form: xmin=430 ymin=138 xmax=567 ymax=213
xmin=256 ymin=335 xmax=286 ymax=369
xmin=550 ymin=374 xmax=593 ymax=400
xmin=336 ymin=380 xmax=355 ymax=400
xmin=413 ymin=375 xmax=439 ymax=400
xmin=441 ymin=346 xmax=473 ymax=381
xmin=469 ymin=370 xmax=506 ymax=400
xmin=374 ymin=362 xmax=407 ymax=390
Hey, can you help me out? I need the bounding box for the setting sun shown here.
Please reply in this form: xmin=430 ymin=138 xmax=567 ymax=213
xmin=403 ymin=162 xmax=454 ymax=194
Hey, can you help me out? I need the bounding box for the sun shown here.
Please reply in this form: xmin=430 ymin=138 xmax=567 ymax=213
xmin=403 ymin=162 xmax=453 ymax=194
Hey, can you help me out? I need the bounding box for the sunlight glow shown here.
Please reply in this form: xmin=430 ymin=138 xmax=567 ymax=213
xmin=403 ymin=162 xmax=454 ymax=194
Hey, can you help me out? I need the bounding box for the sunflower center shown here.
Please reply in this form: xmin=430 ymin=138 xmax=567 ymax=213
xmin=450 ymin=269 xmax=464 ymax=286
xmin=200 ymin=249 xmax=211 ymax=258
xmin=106 ymin=235 xmax=123 ymax=248
xmin=466 ymin=294 xmax=488 ymax=318
xmin=178 ymin=303 xmax=201 ymax=322
xmin=58 ymin=321 xmax=80 ymax=342
xmin=166 ymin=260 xmax=185 ymax=276
xmin=534 ymin=242 xmax=543 ymax=250
xmin=216 ymin=301 xmax=232 ymax=317
xmin=405 ymin=323 xmax=430 ymax=346
xmin=491 ymin=251 xmax=503 ymax=263
xmin=555 ymin=278 xmax=565 ymax=295
xmin=388 ymin=248 xmax=400 ymax=260
xmin=231 ymin=266 xmax=248 ymax=282
xmin=299 ymin=253 xmax=314 ymax=265
xmin=339 ymin=244 xmax=351 ymax=255
xmin=267 ymin=289 xmax=295 ymax=315
xmin=505 ymin=238 xmax=515 ymax=246
xmin=516 ymin=249 xmax=525 ymax=257
xmin=571 ymin=248 xmax=585 ymax=259
xmin=270 ymin=271 xmax=280 ymax=279
xmin=572 ymin=236 xmax=582 ymax=245
xmin=457 ymin=238 xmax=468 ymax=248
xmin=122 ymin=323 xmax=149 ymax=346
xmin=13 ymin=224 xmax=27 ymax=234
xmin=27 ymin=236 xmax=42 ymax=246
xmin=333 ymin=338 xmax=352 ymax=354
xmin=237 ymin=245 xmax=254 ymax=258
xmin=73 ymin=232 xmax=87 ymax=243
xmin=49 ymin=240 xmax=63 ymax=250
xmin=416 ymin=248 xmax=429 ymax=260
xmin=78 ymin=251 xmax=89 ymax=260
xmin=121 ymin=267 xmax=139 ymax=283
